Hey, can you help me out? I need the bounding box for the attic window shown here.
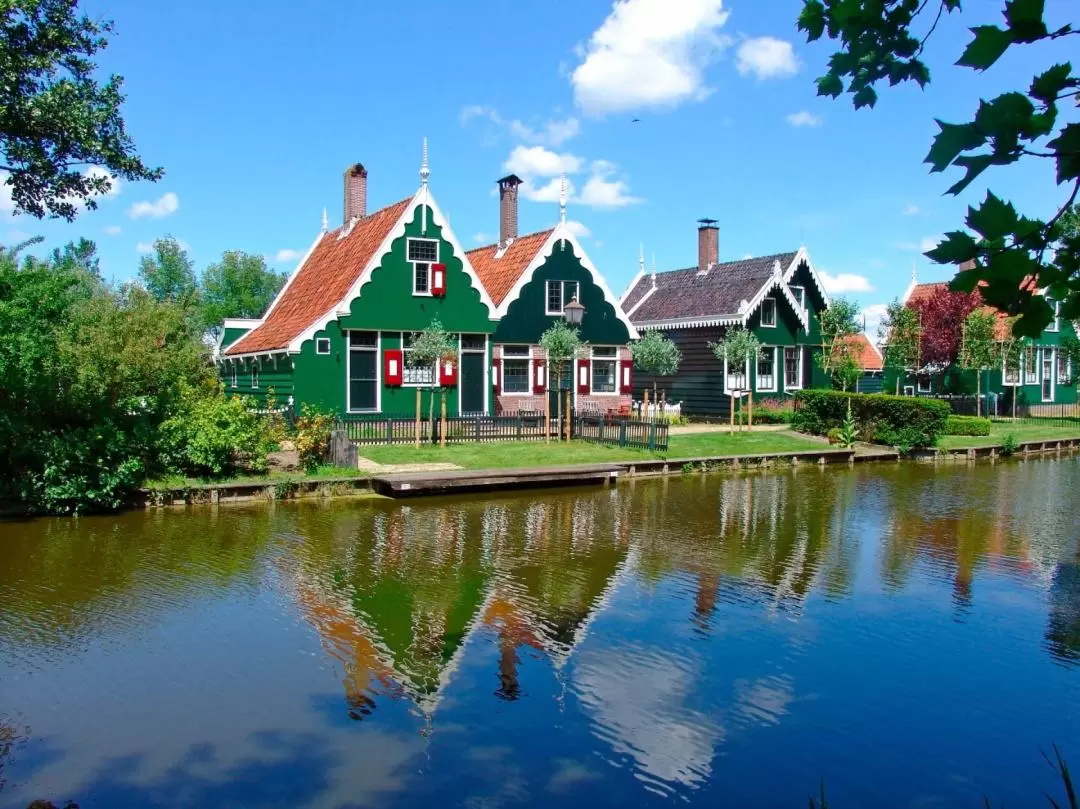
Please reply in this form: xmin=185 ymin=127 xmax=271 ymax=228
xmin=407 ymin=238 xmax=438 ymax=295
xmin=546 ymin=280 xmax=579 ymax=316
xmin=760 ymin=297 xmax=777 ymax=327
xmin=316 ymin=338 xmax=331 ymax=355
xmin=791 ymin=285 xmax=805 ymax=308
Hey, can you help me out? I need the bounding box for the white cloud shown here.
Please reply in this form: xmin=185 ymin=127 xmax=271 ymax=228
xmin=273 ymin=248 xmax=301 ymax=262
xmin=103 ymin=225 xmax=122 ymax=236
xmin=521 ymin=177 xmax=574 ymax=203
xmin=504 ymin=145 xmax=583 ymax=178
xmin=566 ymin=220 xmax=592 ymax=239
xmin=861 ymin=303 xmax=889 ymax=343
xmin=786 ymin=110 xmax=822 ymax=127
xmin=460 ymin=104 xmax=500 ymax=125
xmin=819 ymin=270 xmax=873 ymax=294
xmin=578 ymin=173 xmax=641 ymax=208
xmin=509 ymin=117 xmax=581 ymax=147
xmin=897 ymin=235 xmax=941 ymax=252
xmin=473 ymin=232 xmax=493 ymax=245
xmin=570 ymin=0 xmax=732 ymax=116
xmin=0 ymin=172 xmax=14 ymax=214
xmin=128 ymin=191 xmax=179 ymax=219
xmin=902 ymin=204 xmax=921 ymax=216
xmin=736 ymin=36 xmax=799 ymax=79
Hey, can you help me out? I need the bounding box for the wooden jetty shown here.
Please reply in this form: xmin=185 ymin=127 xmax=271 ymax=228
xmin=371 ymin=464 xmax=623 ymax=498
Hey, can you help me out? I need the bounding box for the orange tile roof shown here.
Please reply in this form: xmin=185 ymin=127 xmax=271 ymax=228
xmin=842 ymin=333 xmax=883 ymax=371
xmin=906 ymin=281 xmax=1022 ymax=342
xmin=226 ymin=197 xmax=412 ymax=355
xmin=906 ymin=281 xmax=948 ymax=306
xmin=467 ymin=229 xmax=554 ymax=307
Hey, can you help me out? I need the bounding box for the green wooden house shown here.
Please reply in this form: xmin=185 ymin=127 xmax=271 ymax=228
xmin=621 ymin=220 xmax=832 ymax=417
xmin=467 ymin=175 xmax=639 ymax=417
xmin=219 ymin=147 xmax=499 ymax=417
xmin=893 ymin=277 xmax=1077 ymax=411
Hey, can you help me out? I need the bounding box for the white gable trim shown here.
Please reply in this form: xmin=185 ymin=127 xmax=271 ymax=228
xmin=637 ymin=314 xmax=744 ymax=331
xmin=217 ymin=318 xmax=262 ymax=356
xmin=493 ymin=224 xmax=639 ymax=340
xmin=620 ymin=267 xmax=645 ymax=304
xmin=626 ymin=283 xmax=657 ymax=319
xmin=287 ymin=189 xmax=498 ymax=353
xmin=782 ymin=247 xmax=831 ymax=309
xmin=739 ymin=267 xmax=809 ymax=332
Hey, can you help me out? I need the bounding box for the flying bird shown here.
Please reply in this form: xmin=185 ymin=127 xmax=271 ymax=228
xmin=631 ymin=117 xmax=641 ymax=123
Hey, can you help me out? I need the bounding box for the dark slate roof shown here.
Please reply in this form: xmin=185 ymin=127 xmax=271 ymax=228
xmin=626 ymin=252 xmax=798 ymax=323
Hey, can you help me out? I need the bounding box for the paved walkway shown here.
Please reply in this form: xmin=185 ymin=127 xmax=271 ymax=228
xmin=356 ymin=457 xmax=463 ymax=475
xmin=669 ymin=423 xmax=791 ymax=435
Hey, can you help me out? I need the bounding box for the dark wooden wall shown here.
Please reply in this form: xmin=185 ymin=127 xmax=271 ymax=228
xmin=633 ymin=326 xmax=732 ymax=418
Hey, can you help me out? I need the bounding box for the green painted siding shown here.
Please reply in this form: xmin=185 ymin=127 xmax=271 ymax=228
xmin=291 ymin=205 xmax=497 ymax=416
xmin=493 ymin=240 xmax=631 ymax=346
xmin=221 ymin=326 xmax=253 ymax=352
xmin=221 ymin=355 xmax=295 ymax=408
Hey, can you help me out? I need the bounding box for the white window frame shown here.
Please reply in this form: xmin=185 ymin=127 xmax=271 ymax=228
xmin=1058 ymin=351 xmax=1072 ymax=385
xmin=229 ymin=363 xmax=237 ymax=388
xmin=346 ymin=330 xmax=381 ymax=413
xmin=1041 ymin=347 xmax=1056 ymax=402
xmin=251 ymin=362 xmax=259 ymax=389
xmin=903 ymin=385 xmax=915 ymax=396
xmin=1024 ymin=344 xmax=1038 ymax=384
xmin=407 ymin=237 xmax=438 ymax=297
xmin=917 ymin=375 xmax=931 ymax=394
xmin=783 ymin=346 xmax=803 ymax=391
xmin=1002 ymin=353 xmax=1021 ymax=386
xmin=1048 ymin=301 xmax=1060 ymax=332
xmin=590 ymin=345 xmax=619 ymax=395
xmin=756 ymin=345 xmax=777 ymax=392
xmin=545 ymin=280 xmax=579 ymax=316
xmin=315 ymin=337 xmax=331 ymax=355
xmin=724 ymin=353 xmax=751 ymax=394
xmin=500 ymin=345 xmax=532 ymax=396
xmin=790 ymin=285 xmax=806 ymax=310
xmin=401 ymin=331 xmax=437 ymax=387
xmin=760 ymin=297 xmax=777 ymax=328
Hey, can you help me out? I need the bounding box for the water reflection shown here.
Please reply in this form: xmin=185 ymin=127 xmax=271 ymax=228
xmin=1 ymin=460 xmax=1079 ymax=808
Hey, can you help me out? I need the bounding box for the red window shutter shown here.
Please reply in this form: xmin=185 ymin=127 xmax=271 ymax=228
xmin=439 ymin=357 xmax=457 ymax=387
xmin=492 ymin=358 xmax=501 ymax=395
xmin=384 ymin=349 xmax=403 ymax=386
xmin=431 ymin=263 xmax=447 ymax=296
xmin=533 ymin=359 xmax=547 ymax=395
xmin=577 ymin=358 xmax=590 ymax=395
xmin=620 ymin=359 xmax=634 ymax=395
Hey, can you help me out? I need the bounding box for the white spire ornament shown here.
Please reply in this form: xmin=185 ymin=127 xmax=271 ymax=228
xmin=321 ymin=207 xmax=328 ymax=233
xmin=420 ymin=137 xmax=429 ymax=234
xmin=639 ymin=243 xmax=645 ymax=275
xmin=559 ymin=173 xmax=568 ymax=247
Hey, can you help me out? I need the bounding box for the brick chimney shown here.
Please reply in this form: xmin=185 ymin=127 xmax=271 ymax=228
xmin=343 ymin=163 xmax=368 ymax=225
xmin=498 ymin=174 xmax=522 ymax=247
xmin=697 ymin=218 xmax=718 ymax=273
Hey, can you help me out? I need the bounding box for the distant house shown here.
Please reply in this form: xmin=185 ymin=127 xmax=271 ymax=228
xmin=468 ymin=176 xmax=637 ymax=417
xmin=895 ymin=273 xmax=1077 ymax=409
xmin=621 ymin=220 xmax=831 ymax=417
xmin=842 ymin=333 xmax=884 ymax=393
xmin=219 ymin=152 xmax=499 ymax=417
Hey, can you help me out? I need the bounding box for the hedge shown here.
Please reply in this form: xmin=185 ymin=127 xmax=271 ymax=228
xmin=945 ymin=415 xmax=992 ymax=436
xmin=792 ymin=390 xmax=950 ymax=449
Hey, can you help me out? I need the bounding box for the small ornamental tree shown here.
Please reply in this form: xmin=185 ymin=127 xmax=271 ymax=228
xmin=631 ymin=330 xmax=681 ymax=414
xmin=817 ymin=297 xmax=861 ymax=383
xmin=540 ymin=321 xmax=583 ymax=441
xmin=880 ymin=300 xmax=921 ymax=394
xmin=908 ymin=287 xmax=980 ymax=390
xmin=406 ymin=318 xmax=457 ymax=447
xmin=959 ymin=309 xmax=999 ymax=416
xmin=709 ymin=327 xmax=761 ymax=430
xmin=833 ymin=353 xmax=863 ymax=393
xmin=999 ymin=321 xmax=1025 ymax=419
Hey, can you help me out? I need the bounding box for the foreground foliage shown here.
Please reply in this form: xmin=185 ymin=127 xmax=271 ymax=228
xmin=793 ymin=389 xmax=950 ymax=449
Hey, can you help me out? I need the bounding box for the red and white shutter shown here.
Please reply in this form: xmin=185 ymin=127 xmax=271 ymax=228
xmin=577 ymin=358 xmax=590 ymax=395
xmin=619 ymin=359 xmax=634 ymax=395
xmin=384 ymin=349 xmax=403 ymax=386
xmin=492 ymin=358 xmax=501 ymax=395
xmin=533 ymin=358 xmax=547 ymax=395
xmin=431 ymin=263 xmax=447 ymax=296
xmin=439 ymin=357 xmax=458 ymax=387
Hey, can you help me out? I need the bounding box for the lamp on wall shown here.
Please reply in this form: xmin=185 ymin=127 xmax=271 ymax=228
xmin=563 ymin=297 xmax=585 ymax=327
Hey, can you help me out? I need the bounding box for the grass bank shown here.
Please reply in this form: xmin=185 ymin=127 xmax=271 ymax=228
xmin=147 ymin=464 xmax=369 ymax=490
xmin=937 ymin=422 xmax=1080 ymax=450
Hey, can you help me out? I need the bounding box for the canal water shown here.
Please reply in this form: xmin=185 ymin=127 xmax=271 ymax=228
xmin=1 ymin=459 xmax=1078 ymax=809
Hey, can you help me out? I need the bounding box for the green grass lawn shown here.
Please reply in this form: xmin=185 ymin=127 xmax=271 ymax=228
xmin=937 ymin=421 xmax=1080 ymax=450
xmin=357 ymin=431 xmax=827 ymax=469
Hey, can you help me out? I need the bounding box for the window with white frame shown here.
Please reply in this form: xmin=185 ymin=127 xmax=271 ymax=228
xmin=903 ymin=385 xmax=915 ymax=396
xmin=230 ymin=364 xmax=237 ymax=388
xmin=790 ymin=285 xmax=806 ymax=309
xmin=917 ymin=374 xmax=931 ymax=393
xmin=725 ymin=353 xmax=750 ymax=393
xmin=251 ymin=362 xmax=259 ymax=389
xmin=783 ymin=346 xmax=801 ymax=390
xmin=760 ymin=297 xmax=777 ymax=328
xmin=501 ymin=345 xmax=531 ymax=394
xmin=1059 ymin=350 xmax=1072 ymax=385
xmin=402 ymin=332 xmax=436 ymax=386
xmin=545 ymin=280 xmax=579 ymax=315
xmin=1024 ymin=345 xmax=1038 ymax=384
xmin=757 ymin=346 xmax=777 ymax=391
xmin=407 ymin=238 xmax=438 ymax=295
xmin=591 ymin=346 xmax=617 ymax=393
xmin=316 ymin=337 xmax=331 ymax=355
xmin=348 ymin=331 xmax=378 ymax=412
xmin=1049 ymin=301 xmax=1060 ymax=332
xmin=1003 ymin=354 xmax=1020 ymax=385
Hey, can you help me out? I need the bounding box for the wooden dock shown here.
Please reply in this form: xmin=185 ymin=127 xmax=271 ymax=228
xmin=371 ymin=464 xmax=623 ymax=498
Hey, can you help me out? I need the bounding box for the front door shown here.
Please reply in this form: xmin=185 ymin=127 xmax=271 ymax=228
xmin=459 ymin=335 xmax=486 ymax=415
xmin=1042 ymin=348 xmax=1054 ymax=402
xmin=547 ymin=361 xmax=571 ymax=417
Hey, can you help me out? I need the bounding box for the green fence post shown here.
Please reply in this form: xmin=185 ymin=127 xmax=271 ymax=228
xmin=619 ymin=420 xmax=627 ymax=448
xmin=648 ymin=422 xmax=656 ymax=451
xmin=516 ymin=414 xmax=522 ymax=440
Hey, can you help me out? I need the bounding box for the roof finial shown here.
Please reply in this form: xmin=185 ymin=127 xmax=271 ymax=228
xmin=639 ymin=243 xmax=645 ymax=274
xmin=559 ymin=173 xmax=567 ymax=226
xmin=420 ymin=137 xmax=430 ymax=187
xmin=321 ymin=207 xmax=328 ymax=233
xmin=911 ymin=261 xmax=917 ymax=284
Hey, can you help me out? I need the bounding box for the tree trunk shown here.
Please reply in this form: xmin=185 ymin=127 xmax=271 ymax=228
xmin=556 ymin=371 xmax=563 ymax=441
xmin=440 ymin=391 xmax=447 ymax=448
xmin=660 ymin=389 xmax=667 ymax=415
xmin=729 ymin=395 xmax=735 ymax=434
xmin=643 ymin=388 xmax=649 ymax=420
xmin=976 ymin=371 xmax=981 ymax=417
xmin=544 ymin=375 xmax=551 ymax=443
xmin=895 ymin=375 xmax=900 ymax=396
xmin=565 ymin=389 xmax=572 ymax=444
xmin=428 ymin=388 xmax=434 ymax=442
xmin=747 ymin=392 xmax=754 ymax=431
xmin=415 ymin=388 xmax=421 ymax=448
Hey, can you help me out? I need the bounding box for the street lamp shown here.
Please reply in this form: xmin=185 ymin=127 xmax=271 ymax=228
xmin=563 ymin=297 xmax=585 ymax=326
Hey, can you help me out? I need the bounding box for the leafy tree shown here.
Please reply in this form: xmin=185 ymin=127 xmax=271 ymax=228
xmin=0 ymin=0 xmax=162 ymax=219
xmin=406 ymin=318 xmax=457 ymax=446
xmin=908 ymin=286 xmax=981 ymax=388
xmin=709 ymin=327 xmax=760 ymax=429
xmin=631 ymin=330 xmax=681 ymax=411
xmin=50 ymin=237 xmax=99 ymax=276
xmin=199 ymin=251 xmax=286 ymax=335
xmin=817 ymin=296 xmax=861 ymax=381
xmin=998 ymin=319 xmax=1025 ymax=417
xmin=138 ymin=236 xmax=196 ymax=306
xmin=959 ymin=308 xmax=999 ymax=415
xmin=833 ymin=352 xmax=864 ymax=392
xmin=798 ymin=0 xmax=1080 ymax=337
xmin=880 ymin=300 xmax=921 ymax=394
xmin=540 ymin=321 xmax=583 ymax=440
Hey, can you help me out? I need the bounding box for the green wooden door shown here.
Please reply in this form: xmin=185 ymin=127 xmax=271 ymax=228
xmin=460 ymin=352 xmax=485 ymax=415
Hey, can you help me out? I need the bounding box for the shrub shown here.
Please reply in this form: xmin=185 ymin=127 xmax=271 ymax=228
xmin=945 ymin=415 xmax=992 ymax=436
xmin=160 ymin=384 xmax=271 ymax=478
xmin=736 ymin=397 xmax=795 ymax=425
xmin=294 ymin=405 xmax=335 ymax=472
xmin=792 ymin=390 xmax=949 ymax=449
xmin=1001 ymin=432 xmax=1019 ymax=456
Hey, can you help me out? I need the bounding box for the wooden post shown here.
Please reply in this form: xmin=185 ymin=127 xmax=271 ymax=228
xmin=660 ymin=389 xmax=666 ymax=415
xmin=976 ymin=371 xmax=982 ymax=418
xmin=545 ymin=389 xmax=551 ymax=443
xmin=565 ymin=389 xmax=572 ymax=444
xmin=747 ymin=390 xmax=754 ymax=431
xmin=643 ymin=388 xmax=650 ymax=421
xmin=415 ymin=388 xmax=421 ymax=448
xmin=729 ymin=394 xmax=736 ymax=434
xmin=440 ymin=391 xmax=447 ymax=448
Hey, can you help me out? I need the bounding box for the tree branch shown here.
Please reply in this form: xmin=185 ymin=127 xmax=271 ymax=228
xmin=915 ymin=0 xmax=948 ymax=55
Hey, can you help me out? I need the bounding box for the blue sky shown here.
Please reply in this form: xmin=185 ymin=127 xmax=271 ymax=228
xmin=4 ymin=0 xmax=1075 ymax=337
